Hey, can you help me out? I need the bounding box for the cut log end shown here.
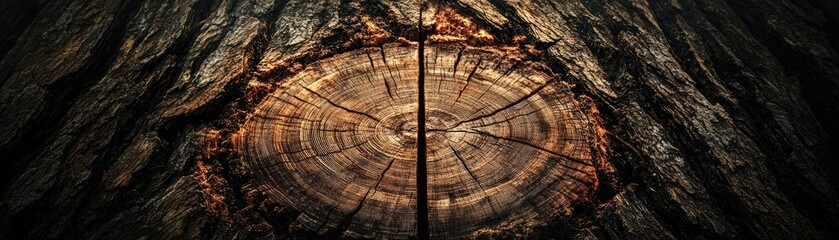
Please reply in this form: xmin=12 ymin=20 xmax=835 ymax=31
xmin=240 ymin=43 xmax=599 ymax=238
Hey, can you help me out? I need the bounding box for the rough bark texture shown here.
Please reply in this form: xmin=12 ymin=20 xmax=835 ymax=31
xmin=1 ymin=0 xmax=837 ymax=239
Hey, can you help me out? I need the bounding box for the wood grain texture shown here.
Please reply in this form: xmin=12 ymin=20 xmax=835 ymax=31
xmin=240 ymin=43 xmax=596 ymax=238
xmin=1 ymin=0 xmax=837 ymax=239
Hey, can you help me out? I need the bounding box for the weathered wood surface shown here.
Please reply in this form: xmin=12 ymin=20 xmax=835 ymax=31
xmin=422 ymin=44 xmax=596 ymax=238
xmin=240 ymin=43 xmax=596 ymax=238
xmin=0 ymin=0 xmax=837 ymax=239
xmin=243 ymin=44 xmax=422 ymax=239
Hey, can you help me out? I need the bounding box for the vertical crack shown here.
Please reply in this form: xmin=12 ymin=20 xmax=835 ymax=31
xmin=416 ymin=1 xmax=430 ymax=239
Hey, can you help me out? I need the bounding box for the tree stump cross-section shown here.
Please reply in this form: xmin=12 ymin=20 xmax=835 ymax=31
xmin=239 ymin=43 xmax=597 ymax=238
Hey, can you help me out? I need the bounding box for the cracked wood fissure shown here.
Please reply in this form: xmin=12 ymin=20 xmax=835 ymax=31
xmin=416 ymin=1 xmax=430 ymax=239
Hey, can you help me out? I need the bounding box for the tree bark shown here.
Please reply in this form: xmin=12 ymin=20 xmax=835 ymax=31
xmin=1 ymin=0 xmax=837 ymax=239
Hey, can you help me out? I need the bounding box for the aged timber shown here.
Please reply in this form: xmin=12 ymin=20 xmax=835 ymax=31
xmin=0 ymin=0 xmax=838 ymax=239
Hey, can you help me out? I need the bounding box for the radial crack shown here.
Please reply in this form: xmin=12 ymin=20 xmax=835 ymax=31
xmin=300 ymin=84 xmax=381 ymax=122
xmin=329 ymin=157 xmax=397 ymax=236
xmin=289 ymin=94 xmax=322 ymax=108
xmin=452 ymin=47 xmax=464 ymax=78
xmin=477 ymin=61 xmax=521 ymax=100
xmin=379 ymin=46 xmax=402 ymax=100
xmin=367 ymin=51 xmax=395 ymax=100
xmin=448 ymin=143 xmax=484 ymax=192
xmin=446 ymin=142 xmax=499 ymax=212
xmin=457 ymin=129 xmax=591 ymax=166
xmin=468 ymin=105 xmax=550 ymax=129
xmin=451 ymin=80 xmax=551 ymax=128
xmin=454 ymin=57 xmax=482 ymax=104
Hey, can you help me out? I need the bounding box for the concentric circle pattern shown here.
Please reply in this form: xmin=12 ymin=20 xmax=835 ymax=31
xmin=240 ymin=43 xmax=597 ymax=238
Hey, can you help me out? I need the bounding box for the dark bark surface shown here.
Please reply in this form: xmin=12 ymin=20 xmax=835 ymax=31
xmin=1 ymin=0 xmax=837 ymax=239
